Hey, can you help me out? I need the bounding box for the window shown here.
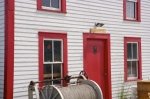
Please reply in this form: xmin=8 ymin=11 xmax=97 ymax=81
xmin=42 ymin=0 xmax=61 ymax=10
xmin=127 ymin=43 xmax=138 ymax=79
xmin=124 ymin=37 xmax=142 ymax=81
xmin=37 ymin=0 xmax=66 ymax=13
xmin=39 ymin=32 xmax=67 ymax=85
xmin=127 ymin=1 xmax=136 ymax=19
xmin=44 ymin=40 xmax=62 ymax=84
xmin=123 ymin=0 xmax=141 ymax=21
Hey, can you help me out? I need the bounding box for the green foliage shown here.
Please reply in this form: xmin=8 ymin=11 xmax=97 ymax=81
xmin=118 ymin=84 xmax=127 ymax=99
xmin=118 ymin=83 xmax=131 ymax=99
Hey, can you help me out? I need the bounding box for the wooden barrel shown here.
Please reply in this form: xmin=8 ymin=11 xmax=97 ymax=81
xmin=39 ymin=80 xmax=103 ymax=99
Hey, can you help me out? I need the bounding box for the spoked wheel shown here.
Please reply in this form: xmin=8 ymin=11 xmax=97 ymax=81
xmin=39 ymin=85 xmax=63 ymax=99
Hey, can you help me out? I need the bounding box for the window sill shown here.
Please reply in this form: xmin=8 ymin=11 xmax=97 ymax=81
xmin=125 ymin=78 xmax=142 ymax=82
xmin=124 ymin=18 xmax=141 ymax=22
xmin=37 ymin=7 xmax=67 ymax=14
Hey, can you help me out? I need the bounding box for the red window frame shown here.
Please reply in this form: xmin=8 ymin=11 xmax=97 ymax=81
xmin=123 ymin=0 xmax=141 ymax=22
xmin=39 ymin=32 xmax=68 ymax=86
xmin=124 ymin=37 xmax=142 ymax=82
xmin=37 ymin=0 xmax=66 ymax=13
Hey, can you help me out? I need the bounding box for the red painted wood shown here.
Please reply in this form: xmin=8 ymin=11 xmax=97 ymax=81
xmin=83 ymin=33 xmax=112 ymax=99
xmin=124 ymin=37 xmax=142 ymax=82
xmin=38 ymin=32 xmax=68 ymax=86
xmin=123 ymin=0 xmax=126 ymax=20
xmin=39 ymin=33 xmax=43 ymax=87
xmin=137 ymin=0 xmax=141 ymax=22
xmin=37 ymin=0 xmax=41 ymax=10
xmin=61 ymin=0 xmax=66 ymax=13
xmin=37 ymin=0 xmax=66 ymax=13
xmin=4 ymin=0 xmax=15 ymax=99
xmin=85 ymin=39 xmax=106 ymax=98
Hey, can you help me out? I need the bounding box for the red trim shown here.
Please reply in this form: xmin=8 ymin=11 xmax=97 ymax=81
xmin=123 ymin=0 xmax=126 ymax=20
xmin=124 ymin=37 xmax=142 ymax=82
xmin=123 ymin=0 xmax=141 ymax=22
xmin=83 ymin=33 xmax=112 ymax=99
xmin=38 ymin=32 xmax=68 ymax=86
xmin=137 ymin=0 xmax=141 ymax=22
xmin=37 ymin=0 xmax=66 ymax=13
xmin=4 ymin=0 xmax=15 ymax=99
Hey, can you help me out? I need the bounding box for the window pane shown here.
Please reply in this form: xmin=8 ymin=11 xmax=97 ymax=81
xmin=44 ymin=40 xmax=53 ymax=62
xmin=127 ymin=43 xmax=132 ymax=59
xmin=127 ymin=61 xmax=138 ymax=78
xmin=127 ymin=1 xmax=136 ymax=18
xmin=54 ymin=41 xmax=62 ymax=62
xmin=42 ymin=0 xmax=50 ymax=7
xmin=127 ymin=61 xmax=132 ymax=77
xmin=51 ymin=0 xmax=60 ymax=8
xmin=132 ymin=2 xmax=136 ymax=18
xmin=44 ymin=64 xmax=52 ymax=80
xmin=132 ymin=61 xmax=138 ymax=77
xmin=53 ymin=64 xmax=61 ymax=84
xmin=133 ymin=43 xmax=138 ymax=59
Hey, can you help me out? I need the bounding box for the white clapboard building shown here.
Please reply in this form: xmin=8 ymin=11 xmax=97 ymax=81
xmin=0 ymin=0 xmax=150 ymax=99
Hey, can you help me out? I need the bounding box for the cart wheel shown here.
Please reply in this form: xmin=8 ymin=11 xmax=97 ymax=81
xmin=39 ymin=85 xmax=63 ymax=99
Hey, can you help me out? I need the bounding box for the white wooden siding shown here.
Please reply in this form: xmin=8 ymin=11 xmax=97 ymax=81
xmin=0 ymin=0 xmax=4 ymax=99
xmin=14 ymin=0 xmax=150 ymax=99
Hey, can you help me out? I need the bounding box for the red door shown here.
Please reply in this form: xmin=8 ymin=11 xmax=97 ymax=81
xmin=84 ymin=39 xmax=107 ymax=99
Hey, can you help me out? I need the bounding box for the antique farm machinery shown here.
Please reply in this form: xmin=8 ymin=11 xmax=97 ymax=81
xmin=28 ymin=71 xmax=103 ymax=99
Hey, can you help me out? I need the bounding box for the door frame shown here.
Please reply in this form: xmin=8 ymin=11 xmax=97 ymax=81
xmin=83 ymin=33 xmax=112 ymax=99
